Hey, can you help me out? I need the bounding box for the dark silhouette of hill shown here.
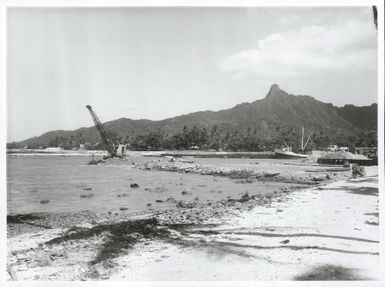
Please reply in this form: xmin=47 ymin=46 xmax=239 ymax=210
xmin=15 ymin=84 xmax=377 ymax=148
xmin=336 ymin=103 xmax=377 ymax=130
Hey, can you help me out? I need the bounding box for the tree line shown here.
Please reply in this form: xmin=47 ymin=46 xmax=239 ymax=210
xmin=7 ymin=125 xmax=377 ymax=152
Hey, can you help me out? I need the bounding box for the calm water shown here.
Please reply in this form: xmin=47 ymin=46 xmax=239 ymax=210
xmin=7 ymin=155 xmax=138 ymax=214
xmin=7 ymin=155 xmax=294 ymax=214
xmin=7 ymin=155 xmax=297 ymax=215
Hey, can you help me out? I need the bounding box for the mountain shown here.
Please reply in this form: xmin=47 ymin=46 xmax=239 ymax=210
xmin=335 ymin=103 xmax=377 ymax=130
xmin=14 ymin=84 xmax=377 ymax=149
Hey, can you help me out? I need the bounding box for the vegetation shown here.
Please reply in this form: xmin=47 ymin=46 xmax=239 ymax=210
xmin=7 ymin=124 xmax=377 ymax=152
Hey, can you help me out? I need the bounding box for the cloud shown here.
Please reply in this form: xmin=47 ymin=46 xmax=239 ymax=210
xmin=220 ymin=19 xmax=377 ymax=79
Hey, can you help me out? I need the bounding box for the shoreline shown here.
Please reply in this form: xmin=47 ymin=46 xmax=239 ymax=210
xmin=6 ymin=156 xmax=378 ymax=281
xmin=7 ymin=155 xmax=348 ymax=215
xmin=7 ymin=170 xmax=379 ymax=280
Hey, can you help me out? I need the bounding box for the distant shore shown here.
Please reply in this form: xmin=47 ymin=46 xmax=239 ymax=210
xmin=7 ymin=148 xmax=279 ymax=159
xmin=6 ymin=149 xmax=108 ymax=156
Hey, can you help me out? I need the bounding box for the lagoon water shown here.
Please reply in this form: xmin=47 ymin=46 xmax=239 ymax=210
xmin=7 ymin=155 xmax=290 ymax=215
xmin=7 ymin=155 xmax=137 ymax=214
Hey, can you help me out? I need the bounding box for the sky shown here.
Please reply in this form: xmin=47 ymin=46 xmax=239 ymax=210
xmin=7 ymin=7 xmax=378 ymax=142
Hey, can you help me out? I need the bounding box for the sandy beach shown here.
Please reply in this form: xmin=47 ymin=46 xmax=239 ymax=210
xmin=6 ymin=154 xmax=379 ymax=281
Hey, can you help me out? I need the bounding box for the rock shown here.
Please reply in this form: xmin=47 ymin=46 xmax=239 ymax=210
xmin=176 ymin=200 xmax=187 ymax=208
xmin=166 ymin=197 xmax=176 ymax=203
xmin=238 ymin=193 xmax=250 ymax=202
xmin=119 ymin=207 xmax=128 ymax=211
xmin=154 ymin=187 xmax=166 ymax=193
xmin=146 ymin=203 xmax=152 ymax=207
xmin=248 ymin=199 xmax=257 ymax=205
xmin=35 ymin=250 xmax=52 ymax=266
xmin=311 ymin=176 xmax=322 ymax=181
xmin=63 ymin=226 xmax=90 ymax=236
xmin=83 ymin=187 xmax=92 ymax=191
xmin=352 ymin=165 xmax=366 ymax=178
xmin=155 ymin=199 xmax=163 ymax=203
xmin=280 ymin=239 xmax=290 ymax=244
xmin=181 ymin=189 xmax=192 ymax=195
xmin=87 ymin=158 xmax=104 ymax=165
xmin=80 ymin=193 xmax=94 ymax=198
xmin=264 ymin=172 xmax=280 ymax=177
xmin=325 ymin=174 xmax=331 ymax=179
xmin=40 ymin=199 xmax=50 ymax=204
xmin=130 ymin=183 xmax=139 ymax=188
xmin=144 ymin=224 xmax=154 ymax=232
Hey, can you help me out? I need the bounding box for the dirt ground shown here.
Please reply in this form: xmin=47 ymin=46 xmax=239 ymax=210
xmin=6 ymin=155 xmax=379 ymax=281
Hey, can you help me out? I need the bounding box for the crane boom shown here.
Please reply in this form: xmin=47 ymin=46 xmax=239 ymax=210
xmin=86 ymin=105 xmax=117 ymax=157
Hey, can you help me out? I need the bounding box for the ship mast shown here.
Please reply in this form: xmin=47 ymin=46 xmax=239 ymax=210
xmin=300 ymin=127 xmax=313 ymax=152
xmin=301 ymin=127 xmax=304 ymax=151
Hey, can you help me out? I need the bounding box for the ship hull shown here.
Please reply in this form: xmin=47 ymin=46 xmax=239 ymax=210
xmin=274 ymin=150 xmax=308 ymax=159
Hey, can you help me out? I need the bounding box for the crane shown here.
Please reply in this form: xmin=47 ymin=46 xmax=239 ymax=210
xmin=86 ymin=105 xmax=117 ymax=158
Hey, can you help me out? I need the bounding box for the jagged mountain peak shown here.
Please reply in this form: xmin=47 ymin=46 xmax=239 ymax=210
xmin=15 ymin=85 xmax=377 ymax=148
xmin=270 ymin=83 xmax=280 ymax=91
xmin=265 ymin=83 xmax=288 ymax=98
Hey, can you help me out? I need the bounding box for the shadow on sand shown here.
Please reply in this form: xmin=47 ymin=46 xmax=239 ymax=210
xmin=345 ymin=186 xmax=378 ymax=196
xmin=294 ymin=264 xmax=372 ymax=280
xmin=46 ymin=218 xmax=169 ymax=265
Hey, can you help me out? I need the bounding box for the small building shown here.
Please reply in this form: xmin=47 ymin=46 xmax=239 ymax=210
xmin=44 ymin=147 xmax=64 ymax=152
xmin=116 ymin=144 xmax=127 ymax=157
xmin=327 ymin=145 xmax=348 ymax=152
xmin=317 ymin=151 xmax=373 ymax=166
xmin=355 ymin=147 xmax=378 ymax=158
xmin=327 ymin=144 xmax=338 ymax=152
